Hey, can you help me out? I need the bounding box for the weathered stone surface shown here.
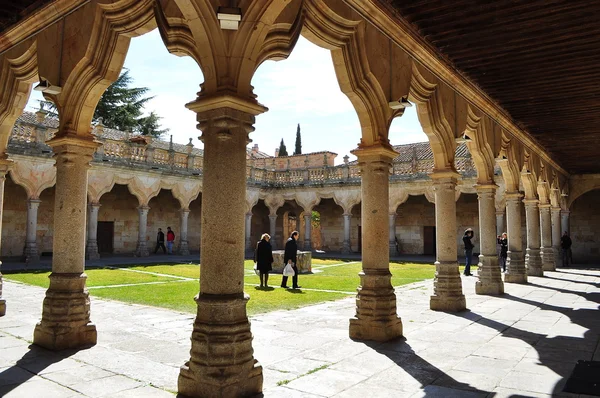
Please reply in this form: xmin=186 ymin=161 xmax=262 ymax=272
xmin=272 ymin=250 xmax=312 ymax=273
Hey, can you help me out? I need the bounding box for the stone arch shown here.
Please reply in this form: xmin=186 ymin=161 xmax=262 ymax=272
xmin=568 ymin=175 xmax=600 ymax=208
xmin=389 ymin=188 xmax=409 ymax=213
xmin=496 ymin=130 xmax=522 ymax=193
xmin=97 ymin=183 xmax=140 ymax=254
xmin=125 ymin=175 xmax=162 ymax=206
xmin=520 ymin=149 xmax=540 ymax=200
xmin=88 ymin=168 xmax=116 ymax=204
xmin=171 ymin=180 xmax=202 ymax=210
xmin=9 ymin=156 xmax=56 ymax=200
xmin=333 ymin=189 xmax=361 ymax=215
xmin=464 ymin=106 xmax=496 ymax=185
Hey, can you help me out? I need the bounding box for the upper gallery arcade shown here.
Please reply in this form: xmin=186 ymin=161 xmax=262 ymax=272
xmin=0 ymin=1 xmax=599 ymax=397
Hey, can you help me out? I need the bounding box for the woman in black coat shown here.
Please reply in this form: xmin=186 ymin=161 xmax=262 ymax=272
xmin=497 ymin=232 xmax=508 ymax=272
xmin=254 ymin=233 xmax=274 ymax=288
xmin=281 ymin=231 xmax=300 ymax=289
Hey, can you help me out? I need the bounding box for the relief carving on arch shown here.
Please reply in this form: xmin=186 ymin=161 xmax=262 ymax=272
xmin=333 ymin=189 xmax=361 ymax=214
xmin=9 ymin=155 xmax=56 ymax=200
xmin=264 ymin=194 xmax=285 ymax=215
xmin=295 ymin=191 xmax=320 ymax=212
xmin=389 ymin=188 xmax=409 ymax=213
xmin=496 ymin=130 xmax=522 ymax=193
xmin=88 ymin=168 xmax=116 ymax=203
xmin=464 ymin=105 xmax=496 ymax=186
xmin=172 ymin=180 xmax=202 ymax=210
xmin=520 ymin=149 xmax=540 ymax=200
xmin=126 ymin=175 xmax=162 ymax=206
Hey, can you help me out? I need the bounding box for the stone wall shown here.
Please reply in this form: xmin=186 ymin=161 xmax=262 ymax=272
xmin=395 ymin=195 xmax=435 ymax=255
xmin=570 ymin=189 xmax=600 ymax=263
xmin=316 ymin=199 xmax=345 ymax=251
xmin=1 ymin=177 xmax=27 ymax=257
xmin=253 ymin=151 xmax=337 ymax=170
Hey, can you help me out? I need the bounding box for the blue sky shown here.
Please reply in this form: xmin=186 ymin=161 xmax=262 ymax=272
xmin=26 ymin=29 xmax=427 ymax=164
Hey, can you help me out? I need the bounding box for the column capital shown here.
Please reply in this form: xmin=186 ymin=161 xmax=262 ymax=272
xmin=430 ymin=168 xmax=460 ymax=181
xmin=138 ymin=205 xmax=150 ymax=213
xmin=89 ymin=202 xmax=101 ymax=209
xmin=351 ymin=143 xmax=397 ymax=164
xmin=187 ymin=93 xmax=267 ymax=117
xmin=268 ymin=214 xmax=277 ymax=220
xmin=495 ymin=210 xmax=505 ymax=216
xmin=523 ymin=199 xmax=539 ymax=206
xmin=27 ymin=198 xmax=42 ymax=206
xmin=551 ymin=206 xmax=561 ymax=213
xmin=505 ymin=191 xmax=524 ymax=200
xmin=343 ymin=212 xmax=352 ymax=218
xmin=181 ymin=207 xmax=191 ymax=214
xmin=561 ymin=209 xmax=570 ymax=215
xmin=538 ymin=203 xmax=552 ymax=210
xmin=474 ymin=183 xmax=498 ymax=193
xmin=0 ymin=157 xmax=13 ymax=175
xmin=48 ymin=135 xmax=100 ymax=154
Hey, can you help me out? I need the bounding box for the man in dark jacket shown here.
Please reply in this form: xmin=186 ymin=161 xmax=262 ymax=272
xmin=155 ymin=228 xmax=166 ymax=254
xmin=463 ymin=228 xmax=474 ymax=276
xmin=281 ymin=231 xmax=300 ymax=289
xmin=497 ymin=232 xmax=508 ymax=272
xmin=561 ymin=231 xmax=572 ymax=267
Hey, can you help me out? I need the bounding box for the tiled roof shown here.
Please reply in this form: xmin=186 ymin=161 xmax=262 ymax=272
xmin=392 ymin=142 xmax=470 ymax=161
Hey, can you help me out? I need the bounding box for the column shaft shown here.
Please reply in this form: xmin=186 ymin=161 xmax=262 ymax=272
xmin=504 ymin=193 xmax=527 ymax=283
xmin=475 ymin=186 xmax=504 ymax=295
xmin=0 ymin=166 xmax=8 ymax=317
xmin=303 ymin=213 xmax=312 ymax=250
xmin=179 ymin=209 xmax=190 ymax=255
xmin=178 ymin=105 xmax=262 ymax=397
xmin=135 ymin=206 xmax=150 ymax=257
xmin=341 ymin=214 xmax=352 ymax=254
xmin=561 ymin=211 xmax=570 ymax=236
xmin=85 ymin=203 xmax=100 ymax=260
xmin=389 ymin=213 xmax=397 ymax=257
xmin=244 ymin=212 xmax=253 ymax=254
xmin=24 ymin=199 xmax=41 ymax=263
xmin=268 ymin=215 xmax=277 ymax=250
xmin=524 ymin=200 xmax=543 ymax=276
xmin=551 ymin=207 xmax=561 ymax=269
xmin=34 ymin=137 xmax=98 ymax=350
xmin=349 ymin=146 xmax=402 ymax=342
xmin=430 ymin=173 xmax=466 ymax=311
xmin=539 ymin=204 xmax=554 ymax=271
xmin=496 ymin=211 xmax=505 ymax=236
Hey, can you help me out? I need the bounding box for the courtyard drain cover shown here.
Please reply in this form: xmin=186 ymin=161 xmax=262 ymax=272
xmin=563 ymin=360 xmax=600 ymax=396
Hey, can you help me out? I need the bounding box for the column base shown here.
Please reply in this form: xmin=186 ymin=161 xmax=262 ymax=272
xmin=341 ymin=241 xmax=352 ymax=254
xmin=85 ymin=240 xmax=100 ymax=260
xmin=178 ymin=293 xmax=262 ymax=398
xmin=430 ymin=261 xmax=466 ymax=312
xmin=33 ymin=273 xmax=97 ymax=350
xmin=349 ymin=269 xmax=403 ymax=342
xmin=389 ymin=242 xmax=397 ymax=257
xmin=541 ymin=246 xmax=555 ymax=271
xmin=553 ymin=246 xmax=562 ymax=269
xmin=179 ymin=241 xmax=190 ymax=256
xmin=526 ymin=248 xmax=543 ymax=276
xmin=24 ymin=243 xmax=40 ymax=263
xmin=135 ymin=242 xmax=149 ymax=257
xmin=303 ymin=239 xmax=312 ymax=251
xmin=505 ymin=251 xmax=528 ymax=284
xmin=475 ymin=255 xmax=504 ymax=295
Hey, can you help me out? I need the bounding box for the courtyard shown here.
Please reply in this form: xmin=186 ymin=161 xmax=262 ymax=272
xmin=1 ymin=266 xmax=598 ymax=397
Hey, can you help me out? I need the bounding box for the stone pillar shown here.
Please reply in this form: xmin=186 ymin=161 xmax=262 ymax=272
xmin=475 ymin=185 xmax=504 ymax=295
xmin=179 ymin=208 xmax=190 ymax=255
xmin=504 ymin=193 xmax=527 ymax=284
xmin=524 ymin=199 xmax=543 ymax=276
xmin=561 ymin=210 xmax=570 ymax=236
xmin=539 ymin=204 xmax=554 ymax=271
xmin=85 ymin=203 xmax=100 ymax=260
xmin=268 ymin=214 xmax=277 ymax=250
xmin=24 ymin=199 xmax=41 ymax=263
xmin=551 ymin=207 xmax=562 ymax=269
xmin=349 ymin=145 xmax=402 ymax=342
xmin=341 ymin=213 xmax=352 ymax=254
xmin=389 ymin=213 xmax=397 ymax=257
xmin=33 ymin=137 xmax=98 ymax=350
xmin=178 ymin=104 xmax=262 ymax=397
xmin=0 ymin=161 xmax=9 ymax=317
xmin=303 ymin=213 xmax=312 ymax=251
xmin=496 ymin=210 xmax=505 ymax=236
xmin=430 ymin=171 xmax=466 ymax=312
xmin=135 ymin=206 xmax=150 ymax=257
xmin=245 ymin=212 xmax=253 ymax=254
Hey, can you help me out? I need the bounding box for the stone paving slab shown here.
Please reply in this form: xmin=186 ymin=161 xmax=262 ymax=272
xmin=0 ymin=268 xmax=599 ymax=397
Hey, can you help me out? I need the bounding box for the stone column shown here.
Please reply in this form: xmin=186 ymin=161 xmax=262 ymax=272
xmin=496 ymin=210 xmax=505 ymax=236
xmin=524 ymin=199 xmax=543 ymax=276
xmin=430 ymin=171 xmax=466 ymax=311
xmin=504 ymin=193 xmax=527 ymax=284
xmin=349 ymin=145 xmax=402 ymax=342
xmin=179 ymin=208 xmax=190 ymax=255
xmin=303 ymin=213 xmax=312 ymax=251
xmin=135 ymin=206 xmax=150 ymax=257
xmin=178 ymin=103 xmax=262 ymax=397
xmin=24 ymin=199 xmax=41 ymax=263
xmin=341 ymin=213 xmax=352 ymax=254
xmin=551 ymin=207 xmax=562 ymax=269
xmin=85 ymin=203 xmax=100 ymax=260
xmin=561 ymin=210 xmax=570 ymax=236
xmin=0 ymin=161 xmax=10 ymax=317
xmin=268 ymin=214 xmax=277 ymax=250
xmin=389 ymin=213 xmax=397 ymax=257
xmin=475 ymin=185 xmax=504 ymax=295
xmin=539 ymin=204 xmax=554 ymax=271
xmin=245 ymin=212 xmax=253 ymax=254
xmin=33 ymin=137 xmax=98 ymax=350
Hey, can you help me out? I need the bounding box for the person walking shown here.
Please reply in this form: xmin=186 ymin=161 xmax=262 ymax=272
xmin=166 ymin=226 xmax=175 ymax=254
xmin=463 ymin=228 xmax=475 ymax=276
xmin=281 ymin=231 xmax=300 ymax=289
xmin=155 ymin=228 xmax=166 ymax=254
xmin=254 ymin=233 xmax=274 ymax=288
xmin=561 ymin=231 xmax=573 ymax=267
xmin=497 ymin=232 xmax=508 ymax=272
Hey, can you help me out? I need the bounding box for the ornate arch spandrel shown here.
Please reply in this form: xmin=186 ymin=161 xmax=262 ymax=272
xmin=389 ymin=188 xmax=409 ymax=213
xmin=520 ymin=149 xmax=540 ymax=200
xmin=333 ymin=189 xmax=361 ymax=214
xmin=9 ymin=156 xmax=56 ymax=200
xmin=496 ymin=130 xmax=522 ymax=193
xmin=464 ymin=105 xmax=496 ymax=186
xmin=171 ymin=179 xmax=202 ymax=210
xmin=87 ymin=169 xmax=116 ymax=203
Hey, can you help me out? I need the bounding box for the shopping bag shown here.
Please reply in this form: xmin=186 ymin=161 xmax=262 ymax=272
xmin=283 ymin=262 xmax=295 ymax=277
xmin=253 ymin=262 xmax=259 ymax=276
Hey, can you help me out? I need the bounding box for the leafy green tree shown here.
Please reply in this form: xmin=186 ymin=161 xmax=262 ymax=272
xmin=294 ymin=123 xmax=302 ymax=155
xmin=278 ymin=138 xmax=289 ymax=157
xmin=38 ymin=69 xmax=167 ymax=138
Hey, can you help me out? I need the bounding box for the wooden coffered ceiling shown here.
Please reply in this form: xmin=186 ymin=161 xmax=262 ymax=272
xmin=383 ymin=0 xmax=600 ymax=174
xmin=0 ymin=1 xmax=51 ymax=32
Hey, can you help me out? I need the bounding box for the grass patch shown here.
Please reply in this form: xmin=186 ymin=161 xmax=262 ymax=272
xmin=311 ymin=259 xmax=353 ymax=266
xmin=306 ymin=364 xmax=330 ymax=375
xmin=276 ymin=380 xmax=291 ymax=386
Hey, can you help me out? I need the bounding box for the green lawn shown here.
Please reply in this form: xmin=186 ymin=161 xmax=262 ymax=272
xmin=5 ymin=260 xmax=446 ymax=316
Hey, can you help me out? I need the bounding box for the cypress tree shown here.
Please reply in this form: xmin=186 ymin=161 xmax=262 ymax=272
xmin=278 ymin=138 xmax=289 ymax=157
xmin=294 ymin=123 xmax=302 ymax=155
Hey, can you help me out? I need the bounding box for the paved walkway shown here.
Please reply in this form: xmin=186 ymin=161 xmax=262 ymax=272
xmin=1 ymin=268 xmax=599 ymax=397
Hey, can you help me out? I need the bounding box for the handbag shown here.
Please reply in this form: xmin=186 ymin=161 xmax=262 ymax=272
xmin=253 ymin=262 xmax=259 ymax=276
xmin=283 ymin=262 xmax=295 ymax=277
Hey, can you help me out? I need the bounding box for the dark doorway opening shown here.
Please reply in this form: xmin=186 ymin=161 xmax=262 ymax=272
xmin=424 ymin=226 xmax=436 ymax=255
xmin=97 ymin=221 xmax=114 ymax=254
